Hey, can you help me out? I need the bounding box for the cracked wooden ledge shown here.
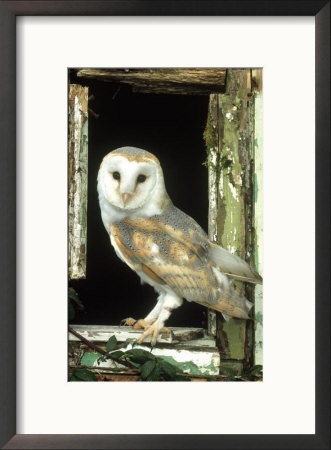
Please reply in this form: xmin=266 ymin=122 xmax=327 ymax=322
xmin=68 ymin=325 xmax=220 ymax=377
xmin=69 ymin=324 xmax=207 ymax=344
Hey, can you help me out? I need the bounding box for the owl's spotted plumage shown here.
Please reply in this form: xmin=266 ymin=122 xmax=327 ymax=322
xmin=98 ymin=146 xmax=262 ymax=345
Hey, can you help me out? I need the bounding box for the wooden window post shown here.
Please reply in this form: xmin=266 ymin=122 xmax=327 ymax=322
xmin=68 ymin=84 xmax=89 ymax=279
xmin=205 ymin=69 xmax=263 ymax=374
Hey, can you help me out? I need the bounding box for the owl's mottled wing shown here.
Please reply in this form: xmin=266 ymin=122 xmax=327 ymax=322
xmin=110 ymin=204 xmax=258 ymax=319
xmin=110 ymin=205 xmax=221 ymax=305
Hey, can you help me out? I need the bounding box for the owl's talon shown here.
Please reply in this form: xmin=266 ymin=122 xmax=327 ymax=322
xmin=137 ymin=321 xmax=169 ymax=346
xmin=120 ymin=317 xmax=136 ymax=327
xmin=160 ymin=327 xmax=171 ymax=334
xmin=133 ymin=319 xmax=156 ymax=330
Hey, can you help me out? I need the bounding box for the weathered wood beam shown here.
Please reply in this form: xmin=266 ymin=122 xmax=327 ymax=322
xmin=205 ymin=69 xmax=261 ymax=366
xmin=252 ymin=69 xmax=263 ymax=366
xmin=69 ymin=324 xmax=204 ymax=345
xmin=68 ymin=84 xmax=88 ymax=279
xmin=77 ymin=68 xmax=226 ymax=95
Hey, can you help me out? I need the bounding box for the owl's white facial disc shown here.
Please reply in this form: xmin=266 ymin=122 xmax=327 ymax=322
xmin=99 ymin=155 xmax=159 ymax=211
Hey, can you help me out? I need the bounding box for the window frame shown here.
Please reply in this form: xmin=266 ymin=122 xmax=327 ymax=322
xmin=68 ymin=68 xmax=263 ymax=376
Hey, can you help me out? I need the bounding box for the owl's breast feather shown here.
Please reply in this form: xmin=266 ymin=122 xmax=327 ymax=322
xmin=109 ymin=230 xmax=137 ymax=271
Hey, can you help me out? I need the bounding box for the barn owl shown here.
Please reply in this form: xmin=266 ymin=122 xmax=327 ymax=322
xmin=98 ymin=146 xmax=262 ymax=346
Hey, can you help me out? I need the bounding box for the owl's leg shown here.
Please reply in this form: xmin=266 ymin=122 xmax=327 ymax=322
xmin=121 ymin=295 xmax=164 ymax=329
xmin=142 ymin=293 xmax=165 ymax=321
xmin=133 ymin=294 xmax=165 ymax=330
xmin=137 ymin=293 xmax=183 ymax=346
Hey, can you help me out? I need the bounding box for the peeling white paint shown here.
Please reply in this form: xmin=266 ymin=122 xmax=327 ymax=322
xmin=208 ymin=146 xmax=219 ymax=243
xmin=69 ymin=86 xmax=88 ymax=279
xmin=228 ymin=182 xmax=239 ymax=201
xmin=95 ymin=342 xmax=220 ymax=376
xmin=253 ymin=93 xmax=263 ymax=366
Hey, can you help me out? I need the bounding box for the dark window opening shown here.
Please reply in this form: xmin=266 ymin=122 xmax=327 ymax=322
xmin=69 ymin=73 xmax=210 ymax=328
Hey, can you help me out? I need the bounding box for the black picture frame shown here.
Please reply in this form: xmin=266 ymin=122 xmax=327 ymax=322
xmin=0 ymin=1 xmax=329 ymax=449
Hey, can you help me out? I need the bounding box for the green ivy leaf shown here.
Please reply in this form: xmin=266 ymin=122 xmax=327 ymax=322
xmin=140 ymin=360 xmax=156 ymax=380
xmin=97 ymin=355 xmax=107 ymax=364
xmin=247 ymin=365 xmax=263 ymax=376
xmin=159 ymin=360 xmax=177 ymax=380
xmin=81 ymin=352 xmax=102 ymax=366
xmin=69 ymin=375 xmax=80 ymax=381
xmin=68 ymin=301 xmax=75 ymax=321
xmin=71 ymin=368 xmax=97 ymax=381
xmin=109 ymin=350 xmax=125 ymax=360
xmin=221 ymin=366 xmax=237 ymax=380
xmin=124 ymin=349 xmax=156 ymax=364
xmin=146 ymin=363 xmax=161 ymax=381
xmin=106 ymin=335 xmax=117 ymax=353
xmin=68 ymin=287 xmax=79 ymax=301
xmin=68 ymin=288 xmax=85 ymax=310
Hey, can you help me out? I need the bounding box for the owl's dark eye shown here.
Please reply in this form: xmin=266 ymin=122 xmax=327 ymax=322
xmin=113 ymin=171 xmax=120 ymax=180
xmin=137 ymin=174 xmax=147 ymax=183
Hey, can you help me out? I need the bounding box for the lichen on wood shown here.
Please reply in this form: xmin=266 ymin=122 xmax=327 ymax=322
xmin=68 ymin=84 xmax=88 ymax=279
xmin=252 ymin=77 xmax=263 ymax=366
xmin=77 ymin=68 xmax=227 ymax=95
xmin=205 ymin=69 xmax=262 ymax=366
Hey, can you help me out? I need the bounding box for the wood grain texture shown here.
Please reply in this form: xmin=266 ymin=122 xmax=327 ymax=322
xmin=205 ymin=69 xmax=261 ymax=364
xmin=253 ymin=83 xmax=263 ymax=366
xmin=68 ymin=84 xmax=88 ymax=279
xmin=77 ymin=68 xmax=226 ymax=95
xmin=68 ymin=325 xmax=220 ymax=378
xmin=69 ymin=324 xmax=204 ymax=344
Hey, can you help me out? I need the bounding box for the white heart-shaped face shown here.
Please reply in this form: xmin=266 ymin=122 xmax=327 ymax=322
xmin=98 ymin=154 xmax=159 ymax=210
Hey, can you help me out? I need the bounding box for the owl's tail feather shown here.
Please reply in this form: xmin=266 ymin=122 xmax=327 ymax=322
xmin=196 ymin=293 xmax=253 ymax=320
xmin=207 ymin=267 xmax=253 ymax=320
xmin=209 ymin=243 xmax=262 ymax=284
xmin=210 ymin=292 xmax=253 ymax=320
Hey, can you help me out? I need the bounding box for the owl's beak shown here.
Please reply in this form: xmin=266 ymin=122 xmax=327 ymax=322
xmin=122 ymin=192 xmax=133 ymax=206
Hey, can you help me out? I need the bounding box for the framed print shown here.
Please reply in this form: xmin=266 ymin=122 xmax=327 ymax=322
xmin=66 ymin=66 xmax=264 ymax=383
xmin=0 ymin=1 xmax=330 ymax=449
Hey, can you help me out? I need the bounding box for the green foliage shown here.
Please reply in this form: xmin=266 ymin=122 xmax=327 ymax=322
xmin=158 ymin=359 xmax=177 ymax=380
xmin=220 ymin=364 xmax=263 ymax=381
xmin=96 ymin=335 xmax=184 ymax=381
xmin=70 ymin=368 xmax=97 ymax=382
xmin=108 ymin=350 xmax=125 ymax=360
xmin=140 ymin=360 xmax=157 ymax=380
xmin=71 ymin=331 xmax=263 ymax=382
xmin=68 ymin=301 xmax=75 ymax=321
xmin=121 ymin=348 xmax=155 ymax=365
xmin=68 ymin=287 xmax=85 ymax=321
xmin=105 ymin=335 xmax=117 ymax=353
xmin=243 ymin=364 xmax=263 ymax=381
xmin=220 ymin=366 xmax=237 ymax=381
xmin=80 ymin=352 xmax=102 ymax=366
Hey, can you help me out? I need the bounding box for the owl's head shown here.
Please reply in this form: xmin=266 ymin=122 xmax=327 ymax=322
xmin=98 ymin=147 xmax=168 ymax=216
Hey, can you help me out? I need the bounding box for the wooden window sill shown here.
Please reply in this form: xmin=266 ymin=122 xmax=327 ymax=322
xmin=69 ymin=325 xmax=220 ymax=379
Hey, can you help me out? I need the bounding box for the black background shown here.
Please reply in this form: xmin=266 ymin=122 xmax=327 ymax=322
xmin=69 ymin=70 xmax=210 ymax=327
